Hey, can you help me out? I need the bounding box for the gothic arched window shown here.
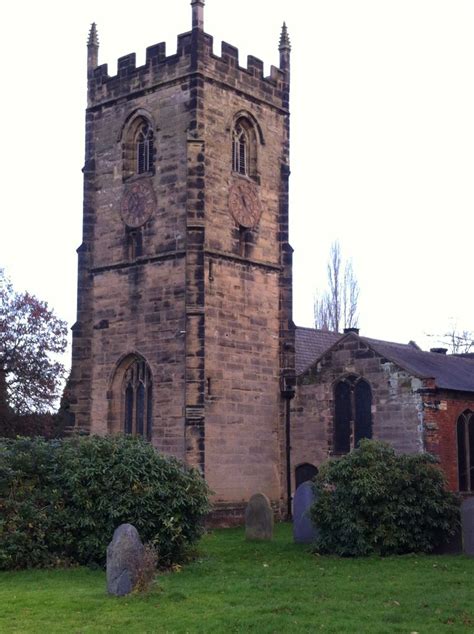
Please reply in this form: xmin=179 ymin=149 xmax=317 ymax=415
xmin=122 ymin=358 xmax=153 ymax=439
xmin=457 ymin=410 xmax=474 ymax=492
xmin=232 ymin=117 xmax=257 ymax=178
xmin=122 ymin=115 xmax=155 ymax=180
xmin=136 ymin=122 xmax=154 ymax=175
xmin=333 ymin=377 xmax=372 ymax=454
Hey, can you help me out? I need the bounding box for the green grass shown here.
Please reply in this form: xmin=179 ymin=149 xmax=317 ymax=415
xmin=1 ymin=523 xmax=473 ymax=633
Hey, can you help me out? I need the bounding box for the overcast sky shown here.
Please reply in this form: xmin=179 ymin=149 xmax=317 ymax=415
xmin=1 ymin=0 xmax=473 ymax=366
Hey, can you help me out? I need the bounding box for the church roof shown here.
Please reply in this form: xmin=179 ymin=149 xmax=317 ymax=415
xmin=295 ymin=326 xmax=341 ymax=375
xmin=295 ymin=326 xmax=474 ymax=393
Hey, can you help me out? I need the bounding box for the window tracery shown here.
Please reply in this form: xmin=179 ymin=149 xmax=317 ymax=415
xmin=122 ymin=115 xmax=155 ymax=180
xmin=457 ymin=410 xmax=474 ymax=491
xmin=231 ymin=116 xmax=257 ymax=178
xmin=333 ymin=377 xmax=372 ymax=454
xmin=136 ymin=122 xmax=154 ymax=174
xmin=122 ymin=358 xmax=153 ymax=439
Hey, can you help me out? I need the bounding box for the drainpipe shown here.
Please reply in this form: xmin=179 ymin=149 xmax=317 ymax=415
xmin=281 ymin=373 xmax=296 ymax=521
xmin=285 ymin=396 xmax=292 ymax=520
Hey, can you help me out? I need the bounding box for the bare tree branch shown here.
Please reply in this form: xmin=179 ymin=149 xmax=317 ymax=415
xmin=427 ymin=323 xmax=473 ymax=354
xmin=314 ymin=242 xmax=360 ymax=332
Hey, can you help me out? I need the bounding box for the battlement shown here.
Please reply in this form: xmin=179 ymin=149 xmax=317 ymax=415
xmin=87 ymin=29 xmax=289 ymax=110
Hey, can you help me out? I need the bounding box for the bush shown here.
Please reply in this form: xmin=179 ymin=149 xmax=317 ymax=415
xmin=310 ymin=440 xmax=460 ymax=556
xmin=0 ymin=435 xmax=210 ymax=570
xmin=0 ymin=412 xmax=67 ymax=439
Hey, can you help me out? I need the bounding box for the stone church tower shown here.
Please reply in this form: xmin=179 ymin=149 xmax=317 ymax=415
xmin=69 ymin=1 xmax=294 ymax=520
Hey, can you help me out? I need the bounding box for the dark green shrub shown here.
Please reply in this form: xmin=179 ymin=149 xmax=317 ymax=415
xmin=0 ymin=437 xmax=63 ymax=569
xmin=310 ymin=440 xmax=460 ymax=556
xmin=0 ymin=435 xmax=210 ymax=569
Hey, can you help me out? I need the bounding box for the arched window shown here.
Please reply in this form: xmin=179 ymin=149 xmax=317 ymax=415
xmin=333 ymin=377 xmax=372 ymax=454
xmin=334 ymin=380 xmax=351 ymax=453
xmin=457 ymin=410 xmax=474 ymax=492
xmin=122 ymin=115 xmax=154 ymax=180
xmin=122 ymin=358 xmax=153 ymax=439
xmin=354 ymin=380 xmax=372 ymax=446
xmin=136 ymin=122 xmax=153 ymax=174
xmin=232 ymin=117 xmax=257 ymax=178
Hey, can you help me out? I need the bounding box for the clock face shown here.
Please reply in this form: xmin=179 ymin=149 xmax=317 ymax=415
xmin=228 ymin=179 xmax=262 ymax=229
xmin=121 ymin=181 xmax=156 ymax=228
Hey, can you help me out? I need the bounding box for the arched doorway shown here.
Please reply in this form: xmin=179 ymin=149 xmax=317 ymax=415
xmin=295 ymin=463 xmax=318 ymax=490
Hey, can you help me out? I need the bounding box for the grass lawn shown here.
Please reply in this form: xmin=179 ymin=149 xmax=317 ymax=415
xmin=0 ymin=523 xmax=473 ymax=633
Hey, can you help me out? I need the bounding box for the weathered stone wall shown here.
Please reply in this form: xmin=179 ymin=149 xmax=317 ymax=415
xmin=70 ymin=22 xmax=293 ymax=514
xmin=291 ymin=335 xmax=424 ymax=485
xmin=70 ymin=54 xmax=191 ymax=455
xmin=88 ymin=263 xmax=186 ymax=458
xmin=205 ymin=259 xmax=281 ymax=502
xmin=199 ymin=52 xmax=290 ymax=507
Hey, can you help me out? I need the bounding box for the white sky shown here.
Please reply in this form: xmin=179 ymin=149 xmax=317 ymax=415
xmin=1 ymin=0 xmax=473 ymax=368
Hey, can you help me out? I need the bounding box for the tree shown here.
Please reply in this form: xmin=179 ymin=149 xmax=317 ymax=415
xmin=314 ymin=241 xmax=359 ymax=332
xmin=428 ymin=322 xmax=473 ymax=354
xmin=0 ymin=270 xmax=68 ymax=415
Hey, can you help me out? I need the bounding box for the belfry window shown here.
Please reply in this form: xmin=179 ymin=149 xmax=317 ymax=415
xmin=123 ymin=358 xmax=152 ymax=439
xmin=457 ymin=411 xmax=474 ymax=492
xmin=333 ymin=377 xmax=372 ymax=454
xmin=122 ymin=115 xmax=155 ymax=180
xmin=233 ymin=123 xmax=249 ymax=175
xmin=232 ymin=117 xmax=257 ymax=178
xmin=136 ymin=122 xmax=153 ymax=174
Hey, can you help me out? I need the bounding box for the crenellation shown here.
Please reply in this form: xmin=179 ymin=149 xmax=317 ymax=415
xmin=146 ymin=42 xmax=167 ymax=65
xmin=87 ymin=27 xmax=288 ymax=111
xmin=221 ymin=41 xmax=239 ymax=65
xmin=117 ymin=53 xmax=136 ymax=75
xmin=246 ymin=55 xmax=264 ymax=77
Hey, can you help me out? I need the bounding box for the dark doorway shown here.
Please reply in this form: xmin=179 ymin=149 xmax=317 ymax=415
xmin=295 ymin=463 xmax=318 ymax=489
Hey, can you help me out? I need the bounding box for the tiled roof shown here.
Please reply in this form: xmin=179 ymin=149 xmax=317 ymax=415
xmin=362 ymin=338 xmax=474 ymax=392
xmin=295 ymin=326 xmax=341 ymax=375
xmin=295 ymin=326 xmax=474 ymax=393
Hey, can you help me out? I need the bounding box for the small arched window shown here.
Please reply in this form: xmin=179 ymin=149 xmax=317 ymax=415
xmin=232 ymin=117 xmax=257 ymax=178
xmin=457 ymin=410 xmax=474 ymax=492
xmin=122 ymin=115 xmax=154 ymax=180
xmin=333 ymin=377 xmax=372 ymax=454
xmin=122 ymin=358 xmax=153 ymax=439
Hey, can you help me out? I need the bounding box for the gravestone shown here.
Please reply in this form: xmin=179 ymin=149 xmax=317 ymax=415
xmin=293 ymin=481 xmax=319 ymax=544
xmin=461 ymin=497 xmax=474 ymax=556
xmin=106 ymin=523 xmax=145 ymax=596
xmin=245 ymin=493 xmax=273 ymax=540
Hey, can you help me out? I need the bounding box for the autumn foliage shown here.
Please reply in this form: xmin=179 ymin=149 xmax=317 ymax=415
xmin=0 ymin=270 xmax=68 ymax=416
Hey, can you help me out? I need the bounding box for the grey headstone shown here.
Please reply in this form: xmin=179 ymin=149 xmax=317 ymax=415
xmin=461 ymin=497 xmax=474 ymax=556
xmin=106 ymin=523 xmax=145 ymax=596
xmin=293 ymin=481 xmax=319 ymax=544
xmin=245 ymin=493 xmax=273 ymax=540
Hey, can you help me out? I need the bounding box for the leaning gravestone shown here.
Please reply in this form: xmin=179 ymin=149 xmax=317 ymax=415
xmin=245 ymin=493 xmax=273 ymax=540
xmin=106 ymin=523 xmax=145 ymax=596
xmin=293 ymin=481 xmax=319 ymax=544
xmin=461 ymin=497 xmax=474 ymax=556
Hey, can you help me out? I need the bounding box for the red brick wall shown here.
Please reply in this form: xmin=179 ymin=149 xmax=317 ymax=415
xmin=422 ymin=389 xmax=474 ymax=491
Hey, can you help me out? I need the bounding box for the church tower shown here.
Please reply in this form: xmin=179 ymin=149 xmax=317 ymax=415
xmin=69 ymin=1 xmax=294 ymax=520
